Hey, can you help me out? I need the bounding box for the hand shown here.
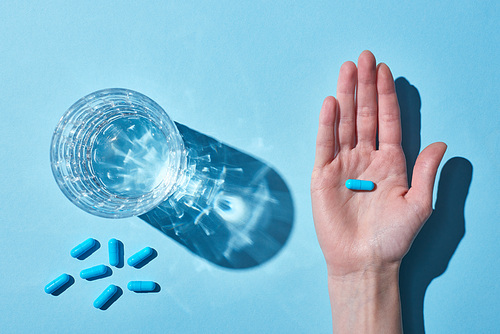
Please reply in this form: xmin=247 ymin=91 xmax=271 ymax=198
xmin=311 ymin=51 xmax=447 ymax=277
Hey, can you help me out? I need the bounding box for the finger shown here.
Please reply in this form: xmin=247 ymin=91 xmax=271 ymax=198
xmin=337 ymin=61 xmax=357 ymax=149
xmin=405 ymin=142 xmax=447 ymax=220
xmin=356 ymin=50 xmax=377 ymax=149
xmin=314 ymin=96 xmax=338 ymax=167
xmin=377 ymin=63 xmax=402 ymax=147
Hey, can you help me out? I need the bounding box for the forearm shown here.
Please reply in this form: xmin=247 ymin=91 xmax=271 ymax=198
xmin=327 ymin=263 xmax=402 ymax=334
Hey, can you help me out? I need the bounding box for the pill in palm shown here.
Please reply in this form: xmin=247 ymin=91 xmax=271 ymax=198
xmin=44 ymin=273 xmax=71 ymax=294
xmin=127 ymin=281 xmax=157 ymax=292
xmin=127 ymin=247 xmax=154 ymax=267
xmin=80 ymin=264 xmax=109 ymax=280
xmin=93 ymin=285 xmax=119 ymax=309
xmin=70 ymin=238 xmax=97 ymax=258
xmin=345 ymin=179 xmax=375 ymax=191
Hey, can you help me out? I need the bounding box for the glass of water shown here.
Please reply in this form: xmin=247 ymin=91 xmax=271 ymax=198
xmin=50 ymin=88 xmax=186 ymax=218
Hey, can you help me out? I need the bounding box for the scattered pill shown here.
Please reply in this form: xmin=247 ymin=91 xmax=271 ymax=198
xmin=70 ymin=238 xmax=97 ymax=258
xmin=127 ymin=281 xmax=157 ymax=292
xmin=80 ymin=264 xmax=109 ymax=280
xmin=127 ymin=247 xmax=154 ymax=267
xmin=108 ymin=239 xmax=121 ymax=267
xmin=345 ymin=179 xmax=375 ymax=191
xmin=93 ymin=284 xmax=119 ymax=309
xmin=45 ymin=273 xmax=71 ymax=294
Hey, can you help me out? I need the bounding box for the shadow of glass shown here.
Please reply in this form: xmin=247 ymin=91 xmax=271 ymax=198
xmin=140 ymin=124 xmax=294 ymax=269
xmin=396 ymin=77 xmax=473 ymax=334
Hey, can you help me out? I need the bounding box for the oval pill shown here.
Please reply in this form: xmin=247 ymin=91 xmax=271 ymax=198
xmin=108 ymin=238 xmax=120 ymax=267
xmin=127 ymin=247 xmax=154 ymax=267
xmin=45 ymin=273 xmax=71 ymax=294
xmin=94 ymin=284 xmax=118 ymax=309
xmin=80 ymin=264 xmax=109 ymax=280
xmin=70 ymin=238 xmax=97 ymax=258
xmin=127 ymin=281 xmax=157 ymax=292
xmin=345 ymin=179 xmax=375 ymax=191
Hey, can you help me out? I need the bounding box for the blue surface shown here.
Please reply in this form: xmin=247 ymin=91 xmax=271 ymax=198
xmin=0 ymin=1 xmax=498 ymax=333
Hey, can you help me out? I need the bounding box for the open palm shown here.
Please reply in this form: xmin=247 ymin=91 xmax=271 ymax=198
xmin=311 ymin=51 xmax=446 ymax=277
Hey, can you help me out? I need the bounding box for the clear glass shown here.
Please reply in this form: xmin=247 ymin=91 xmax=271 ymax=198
xmin=51 ymin=89 xmax=185 ymax=218
xmin=51 ymin=89 xmax=293 ymax=268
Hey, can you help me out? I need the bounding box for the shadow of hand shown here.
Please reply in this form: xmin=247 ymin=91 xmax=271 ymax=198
xmin=396 ymin=77 xmax=473 ymax=334
xmin=400 ymin=157 xmax=472 ymax=333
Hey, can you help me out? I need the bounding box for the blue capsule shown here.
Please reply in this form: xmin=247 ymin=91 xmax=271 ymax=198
xmin=345 ymin=179 xmax=375 ymax=191
xmin=127 ymin=247 xmax=154 ymax=267
xmin=70 ymin=238 xmax=97 ymax=258
xmin=94 ymin=285 xmax=119 ymax=309
xmin=127 ymin=281 xmax=157 ymax=292
xmin=45 ymin=273 xmax=71 ymax=294
xmin=108 ymin=238 xmax=121 ymax=267
xmin=80 ymin=264 xmax=110 ymax=280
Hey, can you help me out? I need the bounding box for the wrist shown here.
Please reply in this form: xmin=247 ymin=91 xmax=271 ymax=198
xmin=327 ymin=263 xmax=402 ymax=334
xmin=327 ymin=261 xmax=401 ymax=280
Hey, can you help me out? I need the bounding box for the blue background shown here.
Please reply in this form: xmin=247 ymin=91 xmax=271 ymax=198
xmin=0 ymin=1 xmax=498 ymax=333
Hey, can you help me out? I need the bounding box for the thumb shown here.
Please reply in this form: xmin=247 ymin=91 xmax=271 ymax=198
xmin=405 ymin=142 xmax=447 ymax=220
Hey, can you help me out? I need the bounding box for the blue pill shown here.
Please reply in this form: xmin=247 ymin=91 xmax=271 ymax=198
xmin=127 ymin=247 xmax=154 ymax=267
xmin=70 ymin=238 xmax=97 ymax=258
xmin=80 ymin=264 xmax=109 ymax=280
xmin=127 ymin=281 xmax=157 ymax=292
xmin=94 ymin=284 xmax=119 ymax=309
xmin=108 ymin=238 xmax=121 ymax=267
xmin=345 ymin=179 xmax=375 ymax=191
xmin=45 ymin=273 xmax=70 ymax=294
